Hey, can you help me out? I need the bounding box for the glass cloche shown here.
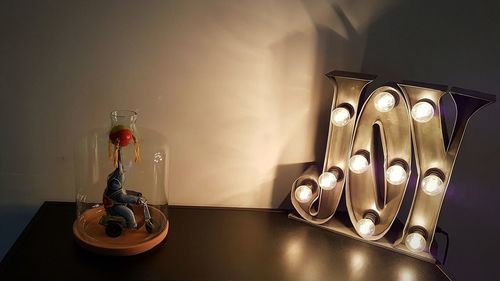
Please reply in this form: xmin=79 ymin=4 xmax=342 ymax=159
xmin=73 ymin=110 xmax=169 ymax=255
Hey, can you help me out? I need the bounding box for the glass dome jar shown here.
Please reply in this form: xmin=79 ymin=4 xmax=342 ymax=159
xmin=73 ymin=110 xmax=169 ymax=256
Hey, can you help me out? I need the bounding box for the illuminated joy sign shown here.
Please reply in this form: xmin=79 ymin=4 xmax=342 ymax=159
xmin=290 ymin=71 xmax=495 ymax=262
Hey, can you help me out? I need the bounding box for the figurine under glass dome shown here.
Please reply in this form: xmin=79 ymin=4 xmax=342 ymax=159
xmin=73 ymin=110 xmax=169 ymax=256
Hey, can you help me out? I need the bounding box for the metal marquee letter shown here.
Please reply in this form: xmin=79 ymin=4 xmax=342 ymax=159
xmin=290 ymin=71 xmax=496 ymax=263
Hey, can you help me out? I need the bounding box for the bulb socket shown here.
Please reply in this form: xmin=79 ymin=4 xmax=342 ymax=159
xmin=335 ymin=103 xmax=355 ymax=117
xmin=326 ymin=166 xmax=344 ymax=182
xmin=354 ymin=150 xmax=371 ymax=163
xmin=295 ymin=179 xmax=316 ymax=193
xmin=423 ymin=168 xmax=446 ymax=181
xmin=363 ymin=210 xmax=379 ymax=225
xmin=389 ymin=159 xmax=409 ymax=171
xmin=415 ymin=98 xmax=436 ymax=109
xmin=408 ymin=226 xmax=428 ymax=240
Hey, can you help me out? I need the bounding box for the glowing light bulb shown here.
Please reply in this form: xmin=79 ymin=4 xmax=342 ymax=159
xmin=411 ymin=101 xmax=434 ymax=123
xmin=294 ymin=185 xmax=313 ymax=203
xmin=356 ymin=218 xmax=375 ymax=238
xmin=331 ymin=107 xmax=351 ymax=126
xmin=386 ymin=164 xmax=407 ymax=185
xmin=405 ymin=232 xmax=426 ymax=252
xmin=318 ymin=172 xmax=337 ymax=190
xmin=349 ymin=155 xmax=370 ymax=174
xmin=374 ymin=92 xmax=396 ymax=112
xmin=421 ymin=175 xmax=444 ymax=196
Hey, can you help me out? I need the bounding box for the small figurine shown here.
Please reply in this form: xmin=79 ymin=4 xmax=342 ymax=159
xmin=99 ymin=125 xmax=156 ymax=237
xmin=73 ymin=111 xmax=169 ymax=255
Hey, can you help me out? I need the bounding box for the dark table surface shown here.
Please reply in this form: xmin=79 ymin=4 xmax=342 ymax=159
xmin=0 ymin=202 xmax=451 ymax=281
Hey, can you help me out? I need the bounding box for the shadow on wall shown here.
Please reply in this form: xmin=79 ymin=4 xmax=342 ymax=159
xmin=359 ymin=0 xmax=500 ymax=280
xmin=270 ymin=3 xmax=366 ymax=209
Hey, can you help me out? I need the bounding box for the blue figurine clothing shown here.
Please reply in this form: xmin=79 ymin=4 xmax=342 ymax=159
xmin=103 ymin=165 xmax=141 ymax=228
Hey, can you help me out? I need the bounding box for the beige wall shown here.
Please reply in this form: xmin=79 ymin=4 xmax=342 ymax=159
xmin=0 ymin=0 xmax=395 ymax=209
xmin=3 ymin=1 xmax=500 ymax=279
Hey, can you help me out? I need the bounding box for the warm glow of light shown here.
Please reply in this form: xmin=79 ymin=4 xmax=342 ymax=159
xmin=349 ymin=251 xmax=366 ymax=272
xmin=411 ymin=101 xmax=434 ymax=123
xmin=330 ymin=107 xmax=351 ymax=126
xmin=356 ymin=218 xmax=375 ymax=237
xmin=318 ymin=172 xmax=337 ymax=190
xmin=405 ymin=232 xmax=426 ymax=252
xmin=349 ymin=154 xmax=370 ymax=174
xmin=398 ymin=267 xmax=416 ymax=281
xmin=284 ymin=234 xmax=306 ymax=269
xmin=386 ymin=164 xmax=407 ymax=185
xmin=294 ymin=185 xmax=313 ymax=203
xmin=421 ymin=175 xmax=444 ymax=196
xmin=374 ymin=91 xmax=396 ymax=112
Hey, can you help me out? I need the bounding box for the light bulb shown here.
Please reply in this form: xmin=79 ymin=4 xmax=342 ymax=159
xmin=421 ymin=175 xmax=444 ymax=196
xmin=331 ymin=107 xmax=351 ymax=126
xmin=294 ymin=185 xmax=313 ymax=203
xmin=356 ymin=218 xmax=375 ymax=237
xmin=349 ymin=154 xmax=370 ymax=174
xmin=386 ymin=164 xmax=407 ymax=185
xmin=405 ymin=232 xmax=426 ymax=252
xmin=374 ymin=92 xmax=396 ymax=112
xmin=411 ymin=101 xmax=434 ymax=123
xmin=318 ymin=172 xmax=337 ymax=190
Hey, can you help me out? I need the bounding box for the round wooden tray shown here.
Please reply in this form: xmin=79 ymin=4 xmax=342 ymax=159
xmin=73 ymin=205 xmax=168 ymax=256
